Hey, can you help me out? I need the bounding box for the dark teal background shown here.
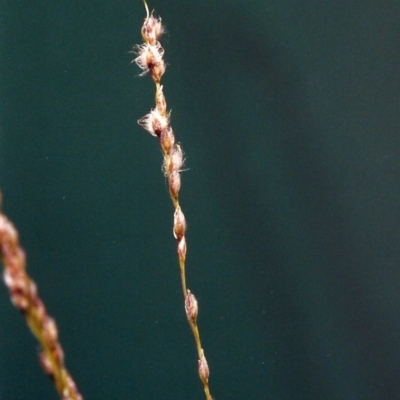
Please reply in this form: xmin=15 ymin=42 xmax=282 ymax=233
xmin=1 ymin=1 xmax=400 ymax=399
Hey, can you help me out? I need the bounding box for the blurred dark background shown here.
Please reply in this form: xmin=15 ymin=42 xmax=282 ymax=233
xmin=1 ymin=1 xmax=400 ymax=399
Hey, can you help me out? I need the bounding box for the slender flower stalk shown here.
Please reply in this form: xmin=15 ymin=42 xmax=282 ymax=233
xmin=0 ymin=197 xmax=82 ymax=400
xmin=134 ymin=2 xmax=213 ymax=399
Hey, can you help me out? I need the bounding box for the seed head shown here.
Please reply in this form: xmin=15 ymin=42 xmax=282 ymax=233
xmin=160 ymin=126 xmax=175 ymax=154
xmin=185 ymin=290 xmax=198 ymax=323
xmin=169 ymin=144 xmax=184 ymax=173
xmin=134 ymin=42 xmax=165 ymax=81
xmin=173 ymin=206 xmax=186 ymax=240
xmin=169 ymin=170 xmax=181 ymax=199
xmin=138 ymin=108 xmax=169 ymax=137
xmin=177 ymin=235 xmax=187 ymax=261
xmin=198 ymin=349 xmax=210 ymax=384
xmin=141 ymin=15 xmax=164 ymax=45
